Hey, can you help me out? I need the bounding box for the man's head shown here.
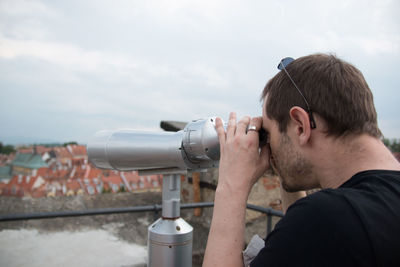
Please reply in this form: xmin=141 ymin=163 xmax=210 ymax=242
xmin=261 ymin=54 xmax=382 ymax=191
xmin=262 ymin=54 xmax=381 ymax=138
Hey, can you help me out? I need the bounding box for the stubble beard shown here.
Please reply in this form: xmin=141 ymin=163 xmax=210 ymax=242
xmin=271 ymin=133 xmax=314 ymax=193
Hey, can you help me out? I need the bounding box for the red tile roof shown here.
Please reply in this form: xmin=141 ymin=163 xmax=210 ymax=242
xmin=2 ymin=144 xmax=162 ymax=198
xmin=2 ymin=174 xmax=46 ymax=197
xmin=67 ymin=145 xmax=87 ymax=157
xmin=102 ymin=172 xmax=123 ymax=193
xmin=31 ymin=184 xmax=47 ymax=198
xmin=54 ymin=147 xmax=73 ymax=159
xmin=17 ymin=146 xmax=52 ymax=155
xmin=66 ymin=179 xmax=82 ymax=191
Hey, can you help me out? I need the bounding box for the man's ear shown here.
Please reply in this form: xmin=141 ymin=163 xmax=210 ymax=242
xmin=289 ymin=106 xmax=312 ymax=145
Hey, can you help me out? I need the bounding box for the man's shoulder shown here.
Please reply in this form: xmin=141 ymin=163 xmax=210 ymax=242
xmin=289 ymin=169 xmax=400 ymax=215
xmin=273 ymin=189 xmax=358 ymax=241
xmin=340 ymin=169 xmax=400 ymax=189
xmin=286 ymin=188 xmax=349 ymax=217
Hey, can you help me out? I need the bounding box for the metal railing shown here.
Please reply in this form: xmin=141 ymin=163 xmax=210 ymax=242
xmin=0 ymin=202 xmax=284 ymax=235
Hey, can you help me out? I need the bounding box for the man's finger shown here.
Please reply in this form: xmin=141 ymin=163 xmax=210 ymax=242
xmin=226 ymin=112 xmax=237 ymax=140
xmin=246 ymin=117 xmax=263 ymax=147
xmin=215 ymin=117 xmax=226 ymax=145
xmin=237 ymin=116 xmax=250 ymax=135
xmin=247 ymin=117 xmax=263 ymax=132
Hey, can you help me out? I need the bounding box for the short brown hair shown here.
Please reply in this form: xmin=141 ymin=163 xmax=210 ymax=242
xmin=262 ymin=54 xmax=382 ymax=138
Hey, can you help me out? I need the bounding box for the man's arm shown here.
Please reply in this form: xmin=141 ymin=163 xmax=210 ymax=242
xmin=202 ymin=183 xmax=249 ymax=267
xmin=203 ymin=113 xmax=269 ymax=267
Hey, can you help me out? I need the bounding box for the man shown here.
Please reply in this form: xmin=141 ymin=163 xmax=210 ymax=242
xmin=203 ymin=54 xmax=400 ymax=267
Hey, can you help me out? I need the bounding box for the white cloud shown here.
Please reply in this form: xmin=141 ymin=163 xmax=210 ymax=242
xmin=0 ymin=0 xmax=57 ymax=40
xmin=0 ymin=0 xmax=399 ymax=143
xmin=359 ymin=36 xmax=400 ymax=55
xmin=0 ymin=0 xmax=53 ymax=16
xmin=0 ymin=35 xmax=117 ymax=72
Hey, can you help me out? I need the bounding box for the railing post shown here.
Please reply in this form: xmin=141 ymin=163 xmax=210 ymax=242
xmin=153 ymin=204 xmax=159 ymax=221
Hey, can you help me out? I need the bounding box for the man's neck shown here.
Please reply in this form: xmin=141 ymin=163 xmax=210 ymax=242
xmin=312 ymin=134 xmax=400 ymax=189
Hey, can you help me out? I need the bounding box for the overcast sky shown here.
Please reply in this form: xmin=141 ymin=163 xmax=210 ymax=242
xmin=0 ymin=0 xmax=399 ymax=145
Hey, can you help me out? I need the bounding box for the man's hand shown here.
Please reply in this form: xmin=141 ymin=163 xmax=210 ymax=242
xmin=215 ymin=112 xmax=270 ymax=198
xmin=203 ymin=112 xmax=270 ymax=267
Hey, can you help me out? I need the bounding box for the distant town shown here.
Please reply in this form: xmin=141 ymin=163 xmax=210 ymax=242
xmin=0 ymin=138 xmax=399 ymax=199
xmin=0 ymin=143 xmax=162 ymax=198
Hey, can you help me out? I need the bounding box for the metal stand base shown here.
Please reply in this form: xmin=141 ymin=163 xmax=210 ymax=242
xmin=147 ymin=173 xmax=193 ymax=267
xmin=148 ymin=218 xmax=193 ymax=267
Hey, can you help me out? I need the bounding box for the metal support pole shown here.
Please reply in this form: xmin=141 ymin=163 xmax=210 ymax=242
xmin=162 ymin=174 xmax=181 ymax=218
xmin=147 ymin=174 xmax=193 ymax=267
xmin=267 ymin=214 xmax=272 ymax=235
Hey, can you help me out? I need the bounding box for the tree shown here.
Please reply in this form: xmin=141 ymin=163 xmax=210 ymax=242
xmin=63 ymin=141 xmax=78 ymax=147
xmin=383 ymin=138 xmax=400 ymax=153
xmin=0 ymin=142 xmax=16 ymax=155
xmin=392 ymin=139 xmax=400 ymax=153
xmin=383 ymin=138 xmax=390 ymax=147
xmin=118 ymin=185 xmax=126 ymax=193
xmin=102 ymin=187 xmax=112 ymax=194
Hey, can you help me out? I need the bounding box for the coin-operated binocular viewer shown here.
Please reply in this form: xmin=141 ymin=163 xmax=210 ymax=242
xmin=87 ymin=117 xmax=223 ymax=267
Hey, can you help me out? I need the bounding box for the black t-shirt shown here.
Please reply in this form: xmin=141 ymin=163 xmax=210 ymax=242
xmin=250 ymin=170 xmax=400 ymax=267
